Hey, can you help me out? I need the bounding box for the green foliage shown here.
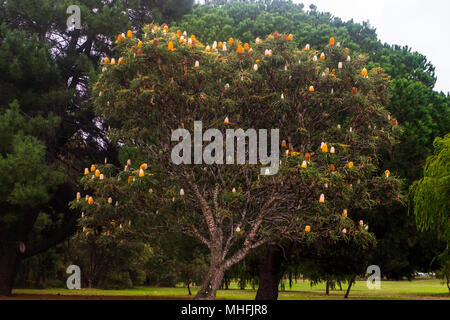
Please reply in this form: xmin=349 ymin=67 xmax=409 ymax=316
xmin=298 ymin=234 xmax=375 ymax=285
xmin=14 ymin=208 xmax=70 ymax=289
xmin=0 ymin=25 xmax=68 ymax=221
xmin=145 ymin=233 xmax=209 ymax=288
xmin=411 ymin=133 xmax=450 ymax=291
xmin=0 ymin=25 xmax=69 ymax=117
xmin=387 ymin=79 xmax=437 ymax=180
xmin=411 ymin=134 xmax=450 ymax=240
xmin=0 ymin=101 xmax=64 ymax=221
xmin=371 ymin=45 xmax=436 ymax=88
xmin=365 ymin=203 xmax=444 ymax=280
xmin=68 ymin=232 xmax=153 ymax=289
xmin=15 ymin=247 xmax=67 ymax=289
xmin=147 ymin=0 xmax=195 ymax=23
xmin=118 ymin=145 xmax=146 ymax=167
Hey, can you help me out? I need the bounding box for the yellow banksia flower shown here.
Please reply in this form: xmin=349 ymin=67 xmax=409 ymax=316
xmin=319 ymin=194 xmax=325 ymax=203
xmin=361 ymin=68 xmax=368 ymax=77
xmin=140 ymin=163 xmax=148 ymax=170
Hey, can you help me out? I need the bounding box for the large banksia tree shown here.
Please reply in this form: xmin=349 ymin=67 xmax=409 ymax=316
xmin=77 ymin=25 xmax=402 ymax=299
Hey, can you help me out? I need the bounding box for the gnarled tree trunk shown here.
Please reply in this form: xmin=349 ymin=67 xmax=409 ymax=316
xmin=194 ymin=263 xmax=225 ymax=300
xmin=184 ymin=174 xmax=274 ymax=300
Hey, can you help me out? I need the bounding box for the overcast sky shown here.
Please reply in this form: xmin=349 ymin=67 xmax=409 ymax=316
xmin=296 ymin=0 xmax=450 ymax=93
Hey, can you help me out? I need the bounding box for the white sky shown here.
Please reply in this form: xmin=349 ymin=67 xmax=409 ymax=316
xmin=298 ymin=0 xmax=450 ymax=93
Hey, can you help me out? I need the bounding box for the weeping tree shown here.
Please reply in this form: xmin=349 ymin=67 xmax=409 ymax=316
xmin=410 ymin=134 xmax=450 ymax=292
xmin=77 ymin=26 xmax=401 ymax=299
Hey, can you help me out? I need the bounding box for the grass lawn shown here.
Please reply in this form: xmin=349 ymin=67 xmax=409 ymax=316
xmin=9 ymin=279 xmax=450 ymax=300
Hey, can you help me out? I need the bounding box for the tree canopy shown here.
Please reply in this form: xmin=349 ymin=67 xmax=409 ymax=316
xmin=70 ymin=23 xmax=403 ymax=299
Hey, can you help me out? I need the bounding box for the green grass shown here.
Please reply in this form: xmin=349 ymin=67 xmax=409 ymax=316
xmin=11 ymin=279 xmax=449 ymax=300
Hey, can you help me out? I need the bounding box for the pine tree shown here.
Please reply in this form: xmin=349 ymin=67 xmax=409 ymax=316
xmin=0 ymin=101 xmax=66 ymax=294
xmin=0 ymin=26 xmax=72 ymax=295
